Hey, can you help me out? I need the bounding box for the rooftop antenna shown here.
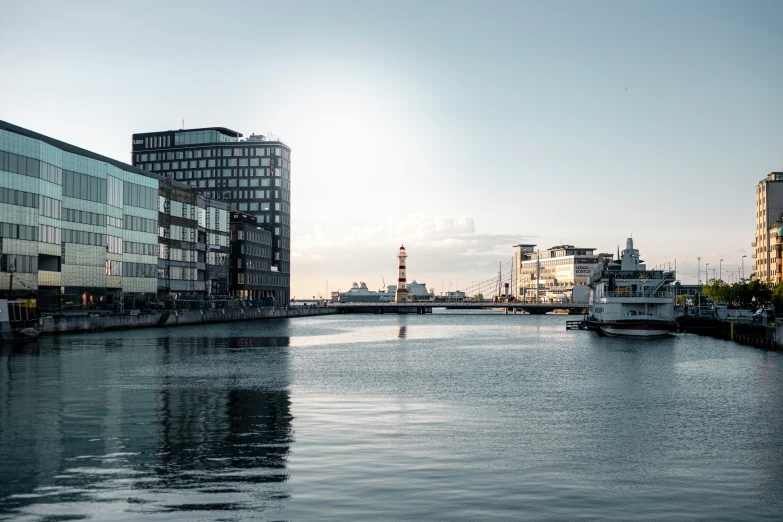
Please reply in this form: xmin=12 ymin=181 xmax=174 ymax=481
xmin=182 ymin=119 xmax=185 ymax=130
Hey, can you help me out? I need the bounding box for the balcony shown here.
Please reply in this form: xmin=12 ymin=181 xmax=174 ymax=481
xmin=751 ymin=240 xmax=757 ymax=247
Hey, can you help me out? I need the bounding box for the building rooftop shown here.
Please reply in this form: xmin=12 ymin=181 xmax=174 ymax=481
xmin=133 ymin=127 xmax=243 ymax=138
xmin=758 ymin=172 xmax=783 ymax=184
xmin=1 ymin=119 xmax=155 ymax=179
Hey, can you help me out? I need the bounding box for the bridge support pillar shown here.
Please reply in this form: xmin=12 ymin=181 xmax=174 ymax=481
xmin=513 ymin=307 xmax=517 ymax=314
xmin=505 ymin=307 xmax=508 ymax=314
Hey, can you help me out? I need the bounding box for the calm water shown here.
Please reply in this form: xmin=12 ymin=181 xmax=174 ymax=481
xmin=1 ymin=311 xmax=782 ymax=521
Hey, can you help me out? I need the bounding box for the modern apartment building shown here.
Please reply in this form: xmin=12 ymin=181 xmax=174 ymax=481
xmin=131 ymin=127 xmax=291 ymax=303
xmin=157 ymin=179 xmax=230 ymax=299
xmin=753 ymin=172 xmax=783 ymax=284
xmin=0 ymin=120 xmax=159 ymax=310
xmin=229 ymin=211 xmax=280 ymax=303
xmin=513 ymin=244 xmax=611 ymax=302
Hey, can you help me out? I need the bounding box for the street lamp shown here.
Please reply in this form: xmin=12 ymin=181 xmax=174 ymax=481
xmin=705 ymin=262 xmax=709 ymax=283
xmin=719 ymin=259 xmax=723 ymax=282
xmin=742 ymin=255 xmax=747 ymax=282
xmin=697 ymin=256 xmax=701 ymax=284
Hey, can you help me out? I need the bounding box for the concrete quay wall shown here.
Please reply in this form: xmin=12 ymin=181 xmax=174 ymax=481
xmin=40 ymin=307 xmax=336 ymax=335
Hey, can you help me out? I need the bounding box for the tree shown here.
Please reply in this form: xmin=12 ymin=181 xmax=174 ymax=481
xmin=771 ymin=282 xmax=783 ymax=312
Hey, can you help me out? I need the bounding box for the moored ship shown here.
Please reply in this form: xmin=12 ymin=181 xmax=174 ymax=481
xmin=587 ymin=238 xmax=676 ymax=337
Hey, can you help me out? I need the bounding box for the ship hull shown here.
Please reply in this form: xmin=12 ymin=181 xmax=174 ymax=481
xmin=589 ymin=320 xmax=675 ymax=338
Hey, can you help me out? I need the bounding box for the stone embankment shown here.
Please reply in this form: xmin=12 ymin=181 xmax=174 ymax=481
xmin=678 ymin=316 xmax=780 ymax=349
xmin=40 ymin=306 xmax=335 ymax=335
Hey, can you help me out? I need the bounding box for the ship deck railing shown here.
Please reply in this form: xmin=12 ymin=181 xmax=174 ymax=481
xmin=591 ymin=270 xmax=676 ymax=283
xmin=598 ymin=291 xmax=674 ymax=299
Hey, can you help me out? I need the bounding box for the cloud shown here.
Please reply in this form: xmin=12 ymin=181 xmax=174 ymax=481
xmin=291 ymin=215 xmax=533 ymax=296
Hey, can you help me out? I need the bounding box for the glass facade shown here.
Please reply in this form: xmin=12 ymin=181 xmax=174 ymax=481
xmin=131 ymin=128 xmax=290 ymax=305
xmin=0 ymin=120 xmax=159 ymax=311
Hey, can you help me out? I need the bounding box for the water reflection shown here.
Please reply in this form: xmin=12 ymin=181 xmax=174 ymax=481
xmin=397 ymin=326 xmax=407 ymax=339
xmin=0 ymin=334 xmax=293 ymax=519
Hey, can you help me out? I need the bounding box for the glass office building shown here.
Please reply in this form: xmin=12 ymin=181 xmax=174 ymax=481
xmin=0 ymin=120 xmax=159 ymax=311
xmin=131 ymin=127 xmax=291 ymax=305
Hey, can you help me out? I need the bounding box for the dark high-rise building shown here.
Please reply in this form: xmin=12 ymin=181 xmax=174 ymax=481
xmin=230 ymin=211 xmax=273 ymax=303
xmin=131 ymin=128 xmax=291 ymax=304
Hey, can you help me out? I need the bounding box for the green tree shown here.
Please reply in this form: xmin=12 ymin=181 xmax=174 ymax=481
xmin=771 ymin=282 xmax=783 ymax=312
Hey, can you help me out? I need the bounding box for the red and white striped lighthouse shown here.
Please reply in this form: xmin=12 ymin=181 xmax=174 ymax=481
xmin=395 ymin=245 xmax=409 ymax=303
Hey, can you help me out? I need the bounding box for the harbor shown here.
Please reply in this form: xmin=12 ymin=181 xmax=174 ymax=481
xmin=2 ymin=312 xmax=782 ymax=522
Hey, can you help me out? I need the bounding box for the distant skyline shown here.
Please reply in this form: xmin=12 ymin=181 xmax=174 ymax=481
xmin=2 ymin=0 xmax=781 ymax=297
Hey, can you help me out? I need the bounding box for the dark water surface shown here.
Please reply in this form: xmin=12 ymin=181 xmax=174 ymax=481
xmin=1 ymin=312 xmax=782 ymax=521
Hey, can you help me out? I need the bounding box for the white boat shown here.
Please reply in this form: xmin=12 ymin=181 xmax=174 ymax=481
xmin=587 ymin=238 xmax=676 ymax=338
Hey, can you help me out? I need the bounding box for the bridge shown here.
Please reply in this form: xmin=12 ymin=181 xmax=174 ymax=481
xmin=327 ymin=301 xmax=588 ymax=315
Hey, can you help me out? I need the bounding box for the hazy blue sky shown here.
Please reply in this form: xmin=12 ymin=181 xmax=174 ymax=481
xmin=2 ymin=1 xmax=781 ymax=296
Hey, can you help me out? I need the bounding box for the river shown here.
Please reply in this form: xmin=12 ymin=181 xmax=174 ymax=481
xmin=1 ymin=311 xmax=782 ymax=521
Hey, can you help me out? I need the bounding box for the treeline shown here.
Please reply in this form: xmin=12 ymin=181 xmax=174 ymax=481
xmin=694 ymin=279 xmax=781 ymax=308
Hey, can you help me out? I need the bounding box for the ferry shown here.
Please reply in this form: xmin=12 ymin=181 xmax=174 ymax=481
xmin=587 ymin=238 xmax=676 ymax=337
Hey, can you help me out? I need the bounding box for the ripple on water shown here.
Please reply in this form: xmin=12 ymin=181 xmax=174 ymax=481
xmin=1 ymin=313 xmax=782 ymax=521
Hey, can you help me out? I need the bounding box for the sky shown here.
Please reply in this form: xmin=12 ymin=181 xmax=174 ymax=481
xmin=1 ymin=0 xmax=782 ymax=297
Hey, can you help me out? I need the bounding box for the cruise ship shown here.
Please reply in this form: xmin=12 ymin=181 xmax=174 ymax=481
xmin=587 ymin=238 xmax=676 ymax=337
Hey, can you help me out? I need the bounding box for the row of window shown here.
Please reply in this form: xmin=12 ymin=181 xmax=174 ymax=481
xmin=0 ymin=222 xmax=38 ymax=241
xmin=238 ymin=244 xmax=270 ymax=258
xmin=123 ymin=180 xmax=157 ymax=210
xmin=40 ymin=224 xmax=61 ymax=245
xmin=207 ymin=252 xmax=229 ymax=266
xmin=124 ymin=215 xmax=156 ymax=234
xmin=0 ymin=151 xmax=63 ymax=185
xmin=137 ymin=146 xmax=286 ymax=162
xmin=62 ymin=229 xmax=106 ymax=247
xmin=142 ymin=166 xmax=286 ymax=183
xmin=40 ymin=196 xmax=61 ymax=219
xmin=205 ymin=189 xmax=286 ymax=204
xmin=172 ymin=129 xmax=236 ymax=147
xmin=158 ymin=266 xmax=199 ymax=281
xmin=63 ymin=207 xmax=104 ymax=227
xmin=145 ymin=157 xmax=281 ymax=170
xmin=0 ymin=254 xmax=37 ymax=273
xmin=106 ymin=260 xmax=157 ymax=278
xmin=236 ymin=258 xmax=271 ymax=271
xmin=235 ymin=272 xmax=286 ymax=286
xmin=158 ymin=246 xmax=198 ymax=263
xmin=124 ymin=241 xmax=157 ymax=256
xmin=62 ymin=170 xmax=108 ymax=204
xmin=123 ymin=262 xmax=156 ymax=278
xmin=234 ymin=229 xmax=271 ymax=245
xmin=60 ymin=170 xmax=156 ymax=211
xmin=0 ymin=187 xmax=39 ymax=210
xmin=107 ymin=235 xmax=122 ymax=254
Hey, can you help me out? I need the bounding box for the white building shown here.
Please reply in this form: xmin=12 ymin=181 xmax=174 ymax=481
xmin=513 ymin=244 xmax=612 ymax=303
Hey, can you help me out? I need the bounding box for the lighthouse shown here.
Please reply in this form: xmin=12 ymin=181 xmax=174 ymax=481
xmin=395 ymin=245 xmax=409 ymax=303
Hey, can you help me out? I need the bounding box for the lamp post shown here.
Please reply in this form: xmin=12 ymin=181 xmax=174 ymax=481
xmin=719 ymin=259 xmax=723 ymax=282
xmin=697 ymin=257 xmax=701 ymax=284
xmin=705 ymin=262 xmax=710 ymax=283
xmin=742 ymin=255 xmax=746 ymax=282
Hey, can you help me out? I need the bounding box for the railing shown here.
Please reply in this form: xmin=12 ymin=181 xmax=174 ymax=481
xmin=599 ymin=291 xmax=674 ymax=299
xmin=591 ymin=270 xmax=675 ymax=282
